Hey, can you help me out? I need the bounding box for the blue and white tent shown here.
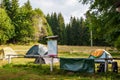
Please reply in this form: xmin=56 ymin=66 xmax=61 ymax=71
xmin=26 ymin=44 xmax=48 ymax=57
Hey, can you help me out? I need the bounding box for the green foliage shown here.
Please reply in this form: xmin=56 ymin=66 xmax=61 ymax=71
xmin=0 ymin=0 xmax=52 ymax=44
xmin=0 ymin=8 xmax=15 ymax=44
xmin=2 ymin=0 xmax=120 ymax=47
xmin=46 ymin=13 xmax=90 ymax=45
xmin=46 ymin=13 xmax=59 ymax=35
xmin=80 ymin=0 xmax=120 ymax=48
xmin=10 ymin=0 xmax=19 ymax=20
xmin=12 ymin=5 xmax=34 ymax=43
xmin=58 ymin=13 xmax=65 ymax=44
xmin=65 ymin=17 xmax=89 ymax=45
xmin=2 ymin=0 xmax=11 ymax=16
xmin=115 ymin=36 xmax=120 ymax=50
xmin=46 ymin=12 xmax=65 ymax=44
xmin=23 ymin=0 xmax=32 ymax=10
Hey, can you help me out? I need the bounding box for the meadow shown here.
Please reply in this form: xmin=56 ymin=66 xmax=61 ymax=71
xmin=0 ymin=44 xmax=120 ymax=80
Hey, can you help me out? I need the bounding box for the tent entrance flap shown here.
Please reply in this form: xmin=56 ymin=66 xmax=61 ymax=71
xmin=60 ymin=58 xmax=95 ymax=73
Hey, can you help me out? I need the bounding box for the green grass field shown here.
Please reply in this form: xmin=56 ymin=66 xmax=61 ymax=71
xmin=0 ymin=44 xmax=120 ymax=80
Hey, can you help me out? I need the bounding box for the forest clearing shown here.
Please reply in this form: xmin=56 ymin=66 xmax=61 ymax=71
xmin=1 ymin=0 xmax=120 ymax=80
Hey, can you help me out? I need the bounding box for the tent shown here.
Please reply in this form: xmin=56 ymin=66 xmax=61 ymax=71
xmin=25 ymin=44 xmax=48 ymax=64
xmin=89 ymin=49 xmax=119 ymax=73
xmin=89 ymin=49 xmax=113 ymax=63
xmin=26 ymin=44 xmax=48 ymax=56
xmin=0 ymin=47 xmax=17 ymax=59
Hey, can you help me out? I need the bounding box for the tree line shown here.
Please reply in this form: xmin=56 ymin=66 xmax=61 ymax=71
xmin=46 ymin=13 xmax=90 ymax=46
xmin=0 ymin=0 xmax=120 ymax=50
xmin=46 ymin=12 xmax=111 ymax=46
xmin=0 ymin=0 xmax=91 ymax=46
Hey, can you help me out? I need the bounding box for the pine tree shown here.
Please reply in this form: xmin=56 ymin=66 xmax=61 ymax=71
xmin=24 ymin=0 xmax=32 ymax=10
xmin=2 ymin=0 xmax=11 ymax=16
xmin=65 ymin=17 xmax=89 ymax=45
xmin=46 ymin=12 xmax=66 ymax=44
xmin=11 ymin=0 xmax=19 ymax=20
xmin=12 ymin=0 xmax=34 ymax=43
xmin=58 ymin=13 xmax=65 ymax=44
xmin=65 ymin=24 xmax=71 ymax=45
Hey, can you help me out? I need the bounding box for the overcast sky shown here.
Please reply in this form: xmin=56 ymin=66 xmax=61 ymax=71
xmin=19 ymin=0 xmax=89 ymax=23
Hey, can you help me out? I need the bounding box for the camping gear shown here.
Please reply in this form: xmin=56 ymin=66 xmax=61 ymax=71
xmin=89 ymin=49 xmax=118 ymax=73
xmin=97 ymin=63 xmax=105 ymax=72
xmin=89 ymin=49 xmax=113 ymax=63
xmin=60 ymin=58 xmax=95 ymax=73
xmin=34 ymin=56 xmax=45 ymax=64
xmin=112 ymin=61 xmax=118 ymax=73
xmin=25 ymin=44 xmax=48 ymax=64
xmin=26 ymin=44 xmax=48 ymax=57
xmin=97 ymin=62 xmax=118 ymax=73
xmin=0 ymin=47 xmax=17 ymax=59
